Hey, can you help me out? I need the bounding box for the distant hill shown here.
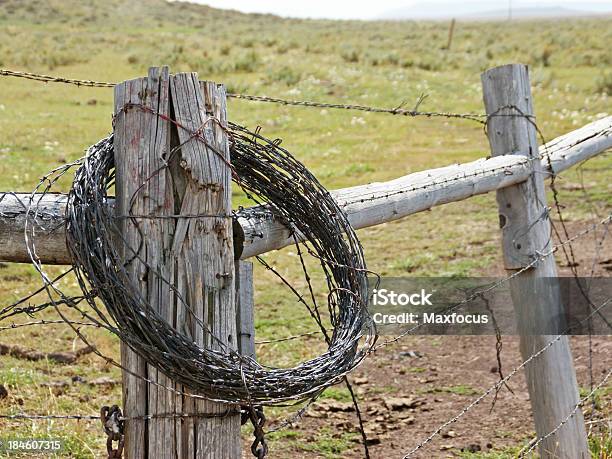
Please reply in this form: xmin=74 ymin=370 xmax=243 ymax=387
xmin=465 ymin=6 xmax=605 ymax=19
xmin=0 ymin=0 xmax=276 ymax=27
xmin=4 ymin=0 xmax=608 ymax=25
xmin=378 ymin=3 xmax=611 ymax=20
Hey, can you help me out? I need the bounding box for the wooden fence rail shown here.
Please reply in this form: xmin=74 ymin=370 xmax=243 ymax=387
xmin=0 ymin=116 xmax=610 ymax=265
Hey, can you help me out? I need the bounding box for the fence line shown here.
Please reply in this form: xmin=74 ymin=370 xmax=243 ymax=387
xmin=0 ymin=64 xmax=610 ymax=458
xmin=2 ymin=214 xmax=608 ymax=411
xmin=0 ymin=68 xmax=484 ymax=122
xmin=1 ymin=116 xmax=610 ymax=265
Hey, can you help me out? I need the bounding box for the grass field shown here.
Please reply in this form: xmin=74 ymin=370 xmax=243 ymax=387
xmin=0 ymin=0 xmax=610 ymax=457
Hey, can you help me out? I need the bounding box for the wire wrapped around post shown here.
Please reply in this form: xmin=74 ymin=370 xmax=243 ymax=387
xmin=63 ymin=123 xmax=376 ymax=405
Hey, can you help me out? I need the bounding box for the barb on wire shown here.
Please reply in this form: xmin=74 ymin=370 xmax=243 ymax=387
xmin=0 ymin=69 xmax=114 ymax=87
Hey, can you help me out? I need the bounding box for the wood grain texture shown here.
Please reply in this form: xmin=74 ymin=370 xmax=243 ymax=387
xmin=169 ymin=74 xmax=240 ymax=459
xmin=482 ymin=64 xmax=588 ymax=459
xmin=114 ymin=73 xmax=150 ymax=459
xmin=114 ymin=68 xmax=239 ymax=458
xmin=236 ymin=261 xmax=255 ymax=360
xmin=2 ymin=116 xmax=609 ymax=265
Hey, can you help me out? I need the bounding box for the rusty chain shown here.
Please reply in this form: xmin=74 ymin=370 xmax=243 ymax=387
xmin=241 ymin=406 xmax=268 ymax=459
xmin=100 ymin=405 xmax=125 ymax=459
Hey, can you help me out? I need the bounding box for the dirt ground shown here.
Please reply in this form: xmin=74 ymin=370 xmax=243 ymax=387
xmin=268 ymin=221 xmax=612 ymax=458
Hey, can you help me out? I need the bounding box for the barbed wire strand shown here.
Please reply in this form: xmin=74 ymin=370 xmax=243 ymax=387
xmin=372 ymin=213 xmax=611 ymax=352
xmin=0 ymin=319 xmax=99 ymax=331
xmin=254 ymin=331 xmax=321 ymax=345
xmin=0 ymin=68 xmax=487 ymax=123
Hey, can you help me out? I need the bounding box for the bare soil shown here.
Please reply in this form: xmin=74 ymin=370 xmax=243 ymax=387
xmin=268 ymin=221 xmax=612 ymax=458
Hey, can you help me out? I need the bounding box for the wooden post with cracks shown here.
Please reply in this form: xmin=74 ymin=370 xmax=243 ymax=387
xmin=482 ymin=64 xmax=588 ymax=458
xmin=114 ymin=67 xmax=241 ymax=458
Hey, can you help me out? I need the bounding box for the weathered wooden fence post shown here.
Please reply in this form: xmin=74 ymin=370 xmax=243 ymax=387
xmin=482 ymin=64 xmax=588 ymax=458
xmin=445 ymin=18 xmax=456 ymax=50
xmin=114 ymin=67 xmax=241 ymax=458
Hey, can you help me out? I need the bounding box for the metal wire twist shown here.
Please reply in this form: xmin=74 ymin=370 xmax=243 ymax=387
xmin=59 ymin=125 xmax=376 ymax=405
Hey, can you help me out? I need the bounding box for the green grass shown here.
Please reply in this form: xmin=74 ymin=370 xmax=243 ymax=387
xmin=589 ymin=430 xmax=612 ymax=459
xmin=408 ymin=366 xmax=427 ymax=373
xmin=299 ymin=427 xmax=359 ymax=459
xmin=0 ymin=0 xmax=610 ymax=456
xmin=320 ymin=387 xmax=353 ymax=402
xmin=457 ymin=445 xmax=525 ymax=459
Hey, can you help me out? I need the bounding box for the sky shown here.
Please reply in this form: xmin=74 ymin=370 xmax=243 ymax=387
xmin=189 ymin=0 xmax=612 ymax=19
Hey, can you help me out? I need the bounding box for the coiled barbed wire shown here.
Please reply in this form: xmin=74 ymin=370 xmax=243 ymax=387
xmin=59 ymin=124 xmax=375 ymax=406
